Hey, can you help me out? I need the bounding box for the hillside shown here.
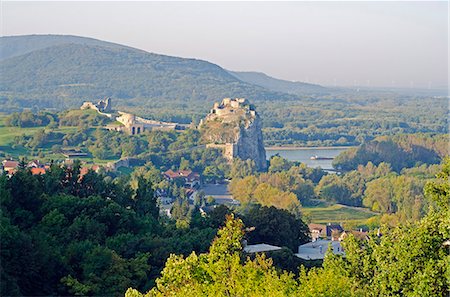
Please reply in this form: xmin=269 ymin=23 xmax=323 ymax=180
xmin=0 ymin=34 xmax=131 ymax=61
xmin=229 ymin=71 xmax=328 ymax=96
xmin=0 ymin=35 xmax=298 ymax=112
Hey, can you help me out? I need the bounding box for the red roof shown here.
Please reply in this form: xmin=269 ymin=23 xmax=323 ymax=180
xmin=164 ymin=169 xmax=182 ymax=179
xmin=179 ymin=170 xmax=193 ymax=176
xmin=31 ymin=168 xmax=46 ymax=175
xmin=80 ymin=167 xmax=90 ymax=176
xmin=308 ymin=223 xmax=326 ymax=232
xmin=164 ymin=169 xmax=199 ymax=181
xmin=2 ymin=160 xmax=19 ymax=168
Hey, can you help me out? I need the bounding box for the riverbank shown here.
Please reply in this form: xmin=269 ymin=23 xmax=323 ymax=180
xmin=265 ymin=146 xmax=355 ymax=151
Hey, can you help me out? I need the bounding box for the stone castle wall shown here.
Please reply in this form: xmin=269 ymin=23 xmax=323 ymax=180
xmin=206 ymin=143 xmax=238 ymax=161
xmin=202 ymin=98 xmax=266 ymax=170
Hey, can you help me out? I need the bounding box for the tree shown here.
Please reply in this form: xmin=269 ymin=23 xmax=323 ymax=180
xmin=194 ymin=190 xmax=206 ymax=207
xmin=316 ymin=175 xmax=355 ymax=205
xmin=229 ymin=158 xmax=257 ymax=179
xmin=202 ymin=165 xmax=223 ymax=183
xmin=134 ymin=176 xmax=158 ymax=219
xmin=178 ymin=158 xmax=190 ymax=171
xmin=126 ymin=215 xmax=299 ymax=297
xmin=268 ymin=155 xmax=293 ymax=173
xmin=243 ymin=205 xmax=310 ymax=251
xmin=299 ymin=157 xmax=450 ymax=296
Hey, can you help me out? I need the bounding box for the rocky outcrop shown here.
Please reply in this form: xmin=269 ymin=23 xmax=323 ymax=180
xmin=201 ymin=98 xmax=266 ymax=170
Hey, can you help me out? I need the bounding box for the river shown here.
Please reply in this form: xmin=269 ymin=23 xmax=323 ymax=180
xmin=265 ymin=147 xmax=351 ymax=170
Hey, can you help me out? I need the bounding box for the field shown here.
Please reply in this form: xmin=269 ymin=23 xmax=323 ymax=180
xmin=0 ymin=114 xmax=116 ymax=164
xmin=302 ymin=203 xmax=379 ymax=225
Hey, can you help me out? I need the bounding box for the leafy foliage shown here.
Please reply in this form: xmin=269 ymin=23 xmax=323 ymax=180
xmin=126 ymin=215 xmax=299 ymax=297
xmin=333 ymin=134 xmax=447 ymax=172
xmin=0 ymin=166 xmax=218 ymax=296
xmin=242 ymin=205 xmax=310 ymax=251
xmin=127 ymin=159 xmax=450 ymax=296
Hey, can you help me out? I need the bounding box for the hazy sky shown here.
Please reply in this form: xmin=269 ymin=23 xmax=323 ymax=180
xmin=2 ymin=1 xmax=448 ymax=88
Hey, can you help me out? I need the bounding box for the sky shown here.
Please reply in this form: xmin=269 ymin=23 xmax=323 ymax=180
xmin=1 ymin=1 xmax=448 ymax=89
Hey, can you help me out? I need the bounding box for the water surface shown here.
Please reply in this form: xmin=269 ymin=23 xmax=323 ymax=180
xmin=266 ymin=147 xmax=351 ymax=170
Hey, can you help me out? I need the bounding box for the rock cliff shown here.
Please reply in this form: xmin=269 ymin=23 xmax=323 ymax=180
xmin=200 ymin=98 xmax=266 ymax=170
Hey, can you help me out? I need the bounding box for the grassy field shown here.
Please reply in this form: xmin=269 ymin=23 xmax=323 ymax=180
xmin=0 ymin=114 xmax=115 ymax=164
xmin=302 ymin=203 xmax=379 ymax=225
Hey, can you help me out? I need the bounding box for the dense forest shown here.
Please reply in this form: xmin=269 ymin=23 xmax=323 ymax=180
xmin=2 ymin=157 xmax=448 ymax=296
xmin=0 ymin=162 xmax=313 ymax=295
xmin=333 ymin=133 xmax=448 ymax=171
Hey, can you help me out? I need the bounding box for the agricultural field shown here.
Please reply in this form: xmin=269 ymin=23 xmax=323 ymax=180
xmin=302 ymin=203 xmax=379 ymax=226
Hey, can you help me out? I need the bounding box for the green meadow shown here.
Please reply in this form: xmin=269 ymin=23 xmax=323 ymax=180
xmin=302 ymin=203 xmax=379 ymax=225
xmin=0 ymin=114 xmax=114 ymax=164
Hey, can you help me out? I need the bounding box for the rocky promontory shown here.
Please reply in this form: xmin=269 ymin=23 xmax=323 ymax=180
xmin=200 ymin=98 xmax=266 ymax=170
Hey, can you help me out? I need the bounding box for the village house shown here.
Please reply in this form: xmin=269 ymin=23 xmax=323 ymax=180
xmin=308 ymin=223 xmax=344 ymax=241
xmin=296 ymin=240 xmax=345 ymax=260
xmin=2 ymin=160 xmax=19 ymax=173
xmin=163 ymin=169 xmax=201 ymax=189
xmin=27 ymin=160 xmax=43 ymax=168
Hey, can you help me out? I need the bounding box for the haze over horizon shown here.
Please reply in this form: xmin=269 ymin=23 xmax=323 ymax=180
xmin=2 ymin=1 xmax=448 ymax=89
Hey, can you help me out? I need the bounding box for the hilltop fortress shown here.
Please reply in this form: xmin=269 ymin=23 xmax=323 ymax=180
xmin=200 ymin=98 xmax=266 ymax=170
xmin=80 ymin=98 xmax=183 ymax=135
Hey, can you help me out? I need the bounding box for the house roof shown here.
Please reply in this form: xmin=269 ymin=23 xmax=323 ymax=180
xmin=243 ymin=244 xmax=282 ymax=254
xmin=164 ymin=169 xmax=181 ymax=179
xmin=179 ymin=170 xmax=193 ymax=176
xmin=185 ymin=188 xmax=196 ymax=196
xmin=27 ymin=160 xmax=42 ymax=168
xmin=296 ymin=240 xmax=345 ymax=260
xmin=31 ymin=167 xmax=46 ymax=175
xmin=340 ymin=230 xmax=369 ymax=241
xmin=164 ymin=169 xmax=199 ymax=180
xmin=308 ymin=223 xmax=326 ymax=234
xmin=2 ymin=160 xmax=19 ymax=168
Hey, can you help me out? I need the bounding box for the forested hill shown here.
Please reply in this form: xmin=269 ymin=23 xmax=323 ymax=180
xmin=229 ymin=71 xmax=328 ymax=96
xmin=0 ymin=35 xmax=302 ymax=111
xmin=0 ymin=35 xmax=132 ymax=60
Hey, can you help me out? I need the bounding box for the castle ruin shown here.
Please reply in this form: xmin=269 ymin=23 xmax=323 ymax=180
xmin=80 ymin=97 xmax=112 ymax=113
xmin=106 ymin=112 xmax=182 ymax=135
xmin=201 ymin=98 xmax=266 ymax=170
xmin=80 ymin=97 xmax=183 ymax=135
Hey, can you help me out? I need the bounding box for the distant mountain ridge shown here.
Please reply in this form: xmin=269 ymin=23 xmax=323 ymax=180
xmin=228 ymin=71 xmax=328 ymax=96
xmin=0 ymin=34 xmax=132 ymax=60
xmin=0 ymin=35 xmax=326 ymax=111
